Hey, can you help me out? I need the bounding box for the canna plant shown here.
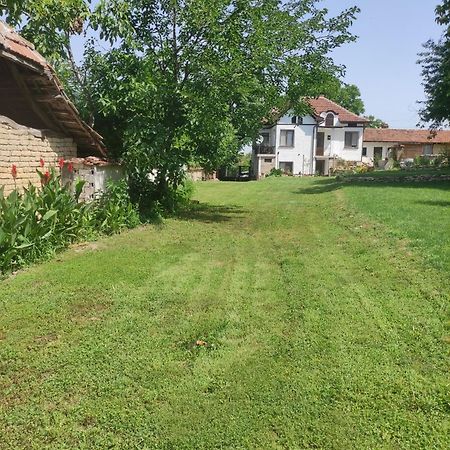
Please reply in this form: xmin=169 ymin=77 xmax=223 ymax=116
xmin=0 ymin=161 xmax=141 ymax=274
xmin=0 ymin=168 xmax=90 ymax=272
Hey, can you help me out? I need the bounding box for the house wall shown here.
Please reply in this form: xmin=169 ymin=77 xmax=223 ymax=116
xmin=276 ymin=117 xmax=315 ymax=175
xmin=259 ymin=156 xmax=276 ymax=177
xmin=0 ymin=117 xmax=77 ymax=194
xmin=362 ymin=142 xmax=390 ymax=164
xmin=62 ymin=163 xmax=125 ymax=202
xmin=362 ymin=142 xmax=450 ymax=163
xmin=187 ymin=168 xmax=217 ymax=181
xmin=253 ymin=112 xmax=365 ymax=178
xmin=318 ymin=126 xmax=364 ymax=161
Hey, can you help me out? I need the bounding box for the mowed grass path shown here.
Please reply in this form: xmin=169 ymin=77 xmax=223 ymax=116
xmin=0 ymin=178 xmax=449 ymax=449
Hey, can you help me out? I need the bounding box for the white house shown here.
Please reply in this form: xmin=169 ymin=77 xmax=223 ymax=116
xmin=252 ymin=96 xmax=368 ymax=178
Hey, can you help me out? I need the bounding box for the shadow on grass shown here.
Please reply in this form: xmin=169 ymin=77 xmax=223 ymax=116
xmin=295 ymin=178 xmax=343 ymax=195
xmin=176 ymin=203 xmax=247 ymax=223
xmin=294 ymin=177 xmax=450 ymax=195
xmin=415 ymin=200 xmax=450 ymax=207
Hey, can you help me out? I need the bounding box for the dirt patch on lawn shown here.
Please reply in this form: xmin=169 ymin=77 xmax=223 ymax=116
xmin=71 ymin=242 xmax=105 ymax=253
xmin=70 ymin=301 xmax=111 ymax=324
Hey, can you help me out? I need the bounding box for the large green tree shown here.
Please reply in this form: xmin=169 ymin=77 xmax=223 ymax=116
xmin=87 ymin=0 xmax=359 ymax=207
xmin=2 ymin=0 xmax=360 ymax=209
xmin=419 ymin=1 xmax=450 ymax=128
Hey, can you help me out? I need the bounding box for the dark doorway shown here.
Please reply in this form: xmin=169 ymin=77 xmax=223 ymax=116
xmin=374 ymin=147 xmax=383 ymax=159
xmin=316 ymin=132 xmax=325 ymax=156
xmin=316 ymin=160 xmax=325 ymax=175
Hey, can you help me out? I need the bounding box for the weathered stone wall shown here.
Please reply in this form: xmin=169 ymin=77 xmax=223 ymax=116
xmin=259 ymin=157 xmax=275 ymax=178
xmin=0 ymin=116 xmax=77 ymax=194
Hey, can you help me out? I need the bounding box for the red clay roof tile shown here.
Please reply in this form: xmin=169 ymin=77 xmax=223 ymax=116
xmin=364 ymin=128 xmax=450 ymax=144
xmin=308 ymin=96 xmax=368 ymax=124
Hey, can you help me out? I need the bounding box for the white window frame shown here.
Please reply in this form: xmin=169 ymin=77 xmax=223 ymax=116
xmin=279 ymin=130 xmax=294 ymax=147
xmin=325 ymin=113 xmax=335 ymax=127
xmin=344 ymin=131 xmax=359 ymax=149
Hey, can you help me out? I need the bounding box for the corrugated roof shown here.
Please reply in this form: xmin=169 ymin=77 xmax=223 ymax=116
xmin=0 ymin=21 xmax=106 ymax=156
xmin=308 ymin=96 xmax=368 ymax=124
xmin=364 ymin=128 xmax=450 ymax=144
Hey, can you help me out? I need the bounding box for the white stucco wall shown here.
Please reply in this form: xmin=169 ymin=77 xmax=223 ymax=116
xmin=362 ymin=142 xmax=391 ymax=164
xmin=253 ymin=112 xmax=365 ymax=177
xmin=317 ymin=126 xmax=364 ymax=161
xmin=275 ymin=115 xmax=316 ymax=175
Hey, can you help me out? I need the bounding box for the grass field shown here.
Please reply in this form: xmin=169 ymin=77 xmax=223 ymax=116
xmin=0 ymin=177 xmax=449 ymax=449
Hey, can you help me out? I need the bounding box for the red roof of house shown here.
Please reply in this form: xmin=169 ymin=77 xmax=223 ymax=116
xmin=364 ymin=128 xmax=450 ymax=144
xmin=0 ymin=21 xmax=106 ymax=156
xmin=308 ymin=96 xmax=368 ymax=124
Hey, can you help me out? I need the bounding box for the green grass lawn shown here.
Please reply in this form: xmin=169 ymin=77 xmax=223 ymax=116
xmin=0 ymin=177 xmax=449 ymax=449
xmin=341 ymin=166 xmax=450 ymax=178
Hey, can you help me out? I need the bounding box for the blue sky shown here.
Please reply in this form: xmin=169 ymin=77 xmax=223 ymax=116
xmin=71 ymin=0 xmax=443 ymax=129
xmin=325 ymin=0 xmax=443 ymax=128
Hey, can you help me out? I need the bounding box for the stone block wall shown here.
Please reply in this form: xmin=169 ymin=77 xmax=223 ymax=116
xmin=0 ymin=117 xmax=77 ymax=194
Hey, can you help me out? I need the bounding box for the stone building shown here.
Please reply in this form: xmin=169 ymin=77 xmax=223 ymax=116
xmin=0 ymin=21 xmax=113 ymax=197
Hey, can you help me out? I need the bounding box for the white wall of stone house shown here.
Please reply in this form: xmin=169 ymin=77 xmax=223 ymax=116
xmin=275 ymin=114 xmax=316 ymax=175
xmin=0 ymin=118 xmax=77 ymax=194
xmin=362 ymin=142 xmax=391 ymax=164
xmin=61 ymin=163 xmax=125 ymax=202
xmin=317 ymin=125 xmax=364 ymax=161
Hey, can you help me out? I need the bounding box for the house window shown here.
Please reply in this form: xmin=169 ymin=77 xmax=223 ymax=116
xmin=325 ymin=113 xmax=334 ymax=127
xmin=264 ymin=158 xmax=273 ymax=163
xmin=280 ymin=130 xmax=294 ymax=147
xmin=260 ymin=133 xmax=270 ymax=146
xmin=362 ymin=147 xmax=367 ymax=157
xmin=423 ymin=144 xmax=433 ymax=155
xmin=279 ymin=161 xmax=293 ymax=174
xmin=344 ymin=131 xmax=359 ymax=148
xmin=291 ymin=116 xmax=303 ymax=125
xmin=374 ymin=147 xmax=383 ymax=159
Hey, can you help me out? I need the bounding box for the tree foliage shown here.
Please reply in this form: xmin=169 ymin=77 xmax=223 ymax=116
xmin=419 ymin=1 xmax=450 ymax=128
xmin=323 ymin=80 xmax=365 ymax=115
xmin=88 ymin=0 xmax=359 ymax=208
xmin=1 ymin=0 xmax=361 ymax=210
xmin=365 ymin=115 xmax=389 ymax=128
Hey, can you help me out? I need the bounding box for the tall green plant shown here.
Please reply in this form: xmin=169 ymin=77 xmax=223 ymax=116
xmin=0 ymin=167 xmax=141 ymax=274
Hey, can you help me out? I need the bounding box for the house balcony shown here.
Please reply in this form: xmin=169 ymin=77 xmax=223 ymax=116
xmin=253 ymin=144 xmax=276 ymax=155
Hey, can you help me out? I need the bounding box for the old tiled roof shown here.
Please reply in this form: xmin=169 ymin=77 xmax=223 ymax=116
xmin=65 ymin=156 xmax=116 ymax=166
xmin=364 ymin=128 xmax=450 ymax=144
xmin=0 ymin=21 xmax=106 ymax=156
xmin=308 ymin=96 xmax=368 ymax=124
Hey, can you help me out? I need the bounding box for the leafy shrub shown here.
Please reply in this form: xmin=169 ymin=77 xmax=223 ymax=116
xmin=414 ymin=155 xmax=432 ymax=167
xmin=433 ymin=149 xmax=450 ymax=167
xmin=0 ymin=169 xmax=141 ymax=274
xmin=266 ymin=168 xmax=283 ymax=177
xmin=93 ymin=179 xmax=141 ymax=235
xmin=176 ymin=178 xmax=195 ymax=205
xmin=355 ymin=165 xmax=369 ymax=174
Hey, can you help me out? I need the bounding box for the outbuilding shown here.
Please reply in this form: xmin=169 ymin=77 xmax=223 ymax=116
xmin=0 ymin=21 xmax=119 ymax=199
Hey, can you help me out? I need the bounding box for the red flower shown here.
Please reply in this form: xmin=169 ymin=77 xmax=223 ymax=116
xmin=68 ymin=162 xmax=74 ymax=173
xmin=11 ymin=164 xmax=17 ymax=179
xmin=42 ymin=170 xmax=50 ymax=185
xmin=39 ymin=158 xmax=45 ymax=168
xmin=58 ymin=158 xmax=65 ymax=169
